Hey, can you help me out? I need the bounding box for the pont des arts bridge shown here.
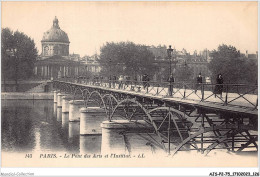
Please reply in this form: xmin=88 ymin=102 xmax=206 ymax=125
xmin=53 ymin=77 xmax=258 ymax=156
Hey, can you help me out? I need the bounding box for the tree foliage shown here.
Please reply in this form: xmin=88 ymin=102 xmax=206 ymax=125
xmin=99 ymin=42 xmax=158 ymax=79
xmin=160 ymin=64 xmax=194 ymax=82
xmin=1 ymin=28 xmax=38 ymax=82
xmin=209 ymin=44 xmax=257 ymax=84
xmin=175 ymin=65 xmax=194 ymax=82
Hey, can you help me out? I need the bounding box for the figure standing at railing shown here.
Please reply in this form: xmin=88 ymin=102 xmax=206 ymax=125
xmin=112 ymin=75 xmax=117 ymax=88
xmin=92 ymin=75 xmax=98 ymax=85
xmin=168 ymin=74 xmax=175 ymax=96
xmin=100 ymin=75 xmax=103 ymax=85
xmin=214 ymin=74 xmax=224 ymax=98
xmin=195 ymin=72 xmax=203 ymax=94
xmin=125 ymin=76 xmax=131 ymax=88
xmin=118 ymin=75 xmax=124 ymax=89
xmin=142 ymin=74 xmax=150 ymax=92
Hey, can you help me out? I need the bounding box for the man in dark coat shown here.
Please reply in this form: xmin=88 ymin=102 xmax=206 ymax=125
xmin=142 ymin=74 xmax=150 ymax=91
xmin=112 ymin=75 xmax=117 ymax=88
xmin=195 ymin=73 xmax=203 ymax=93
xmin=168 ymin=74 xmax=175 ymax=96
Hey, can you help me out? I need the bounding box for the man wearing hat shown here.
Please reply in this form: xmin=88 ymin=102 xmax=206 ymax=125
xmin=195 ymin=72 xmax=203 ymax=94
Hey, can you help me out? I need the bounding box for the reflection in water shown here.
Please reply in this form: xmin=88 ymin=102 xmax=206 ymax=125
xmin=68 ymin=122 xmax=80 ymax=153
xmin=80 ymin=135 xmax=101 ymax=154
xmin=2 ymin=100 xmax=163 ymax=155
xmin=68 ymin=122 xmax=80 ymax=139
xmin=57 ymin=107 xmax=62 ymax=122
xmin=62 ymin=113 xmax=69 ymax=128
xmin=33 ymin=128 xmax=41 ymax=153
xmin=53 ymin=103 xmax=57 ymax=118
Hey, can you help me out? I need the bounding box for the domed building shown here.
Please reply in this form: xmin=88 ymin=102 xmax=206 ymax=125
xmin=41 ymin=16 xmax=70 ymax=57
xmin=34 ymin=17 xmax=82 ymax=79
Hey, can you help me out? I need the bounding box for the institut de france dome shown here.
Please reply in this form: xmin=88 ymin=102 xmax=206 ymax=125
xmin=41 ymin=16 xmax=70 ymax=57
xmin=34 ymin=17 xmax=81 ymax=80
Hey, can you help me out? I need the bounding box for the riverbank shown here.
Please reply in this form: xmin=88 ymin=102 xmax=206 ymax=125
xmin=1 ymin=92 xmax=53 ymax=100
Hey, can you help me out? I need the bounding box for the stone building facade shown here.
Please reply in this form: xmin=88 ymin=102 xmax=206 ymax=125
xmin=148 ymin=45 xmax=210 ymax=82
xmin=34 ymin=17 xmax=81 ymax=80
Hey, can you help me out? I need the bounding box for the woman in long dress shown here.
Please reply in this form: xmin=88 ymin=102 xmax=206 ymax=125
xmin=214 ymin=74 xmax=224 ymax=98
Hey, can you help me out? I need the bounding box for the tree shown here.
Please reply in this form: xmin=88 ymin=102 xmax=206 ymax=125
xmin=1 ymin=28 xmax=38 ymax=90
xmin=99 ymin=42 xmax=158 ymax=80
xmin=209 ymin=44 xmax=257 ymax=84
xmin=161 ymin=63 xmax=194 ymax=82
xmin=175 ymin=64 xmax=194 ymax=82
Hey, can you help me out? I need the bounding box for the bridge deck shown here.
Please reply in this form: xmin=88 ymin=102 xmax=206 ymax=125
xmin=60 ymin=81 xmax=257 ymax=116
xmin=55 ymin=80 xmax=258 ymax=155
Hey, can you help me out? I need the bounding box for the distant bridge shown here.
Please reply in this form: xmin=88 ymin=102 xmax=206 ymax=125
xmin=53 ymin=78 xmax=258 ymax=156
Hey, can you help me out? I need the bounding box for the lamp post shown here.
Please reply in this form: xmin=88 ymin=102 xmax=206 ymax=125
xmin=172 ymin=48 xmax=178 ymax=74
xmin=167 ymin=45 xmax=173 ymax=76
xmin=84 ymin=65 xmax=88 ymax=83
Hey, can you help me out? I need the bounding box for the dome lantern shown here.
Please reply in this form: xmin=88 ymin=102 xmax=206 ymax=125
xmin=53 ymin=16 xmax=60 ymax=29
xmin=41 ymin=16 xmax=70 ymax=43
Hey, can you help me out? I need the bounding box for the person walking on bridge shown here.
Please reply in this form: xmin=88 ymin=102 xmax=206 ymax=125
xmin=118 ymin=75 xmax=124 ymax=89
xmin=195 ymin=72 xmax=203 ymax=94
xmin=214 ymin=74 xmax=224 ymax=98
xmin=112 ymin=75 xmax=117 ymax=88
xmin=142 ymin=74 xmax=150 ymax=92
xmin=168 ymin=74 xmax=175 ymax=96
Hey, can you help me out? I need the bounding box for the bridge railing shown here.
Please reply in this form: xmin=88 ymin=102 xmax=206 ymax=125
xmin=56 ymin=77 xmax=258 ymax=109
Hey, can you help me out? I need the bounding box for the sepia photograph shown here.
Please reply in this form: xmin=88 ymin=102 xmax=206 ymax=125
xmin=1 ymin=1 xmax=258 ymax=176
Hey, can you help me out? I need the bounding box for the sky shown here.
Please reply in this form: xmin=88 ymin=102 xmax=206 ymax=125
xmin=1 ymin=1 xmax=258 ymax=57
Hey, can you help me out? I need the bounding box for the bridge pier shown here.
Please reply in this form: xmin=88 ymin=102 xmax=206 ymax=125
xmin=57 ymin=93 xmax=67 ymax=108
xmin=69 ymin=100 xmax=85 ymax=122
xmin=62 ymin=96 xmax=73 ymax=113
xmin=68 ymin=122 xmax=80 ymax=139
xmin=100 ymin=120 xmax=155 ymax=155
xmin=57 ymin=107 xmax=62 ymax=122
xmin=62 ymin=112 xmax=69 ymax=128
xmin=53 ymin=90 xmax=58 ymax=103
xmin=53 ymin=103 xmax=57 ymax=118
xmin=80 ymin=107 xmax=106 ymax=135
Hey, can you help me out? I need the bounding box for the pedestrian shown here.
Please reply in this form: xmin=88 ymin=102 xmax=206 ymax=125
xmin=214 ymin=74 xmax=224 ymax=98
xmin=142 ymin=74 xmax=147 ymax=89
xmin=92 ymin=75 xmax=98 ymax=85
xmin=125 ymin=76 xmax=130 ymax=88
xmin=133 ymin=75 xmax=138 ymax=87
xmin=99 ymin=75 xmax=103 ymax=84
xmin=118 ymin=75 xmax=124 ymax=89
xmin=168 ymin=74 xmax=174 ymax=96
xmin=195 ymin=72 xmax=203 ymax=94
xmin=112 ymin=75 xmax=117 ymax=88
xmin=142 ymin=74 xmax=150 ymax=91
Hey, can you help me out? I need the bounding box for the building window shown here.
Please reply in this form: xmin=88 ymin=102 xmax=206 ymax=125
xmin=53 ymin=46 xmax=58 ymax=55
xmin=44 ymin=46 xmax=49 ymax=56
xmin=34 ymin=66 xmax=37 ymax=75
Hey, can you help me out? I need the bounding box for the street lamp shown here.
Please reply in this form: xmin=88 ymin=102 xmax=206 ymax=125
xmin=167 ymin=45 xmax=173 ymax=76
xmin=172 ymin=48 xmax=178 ymax=74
